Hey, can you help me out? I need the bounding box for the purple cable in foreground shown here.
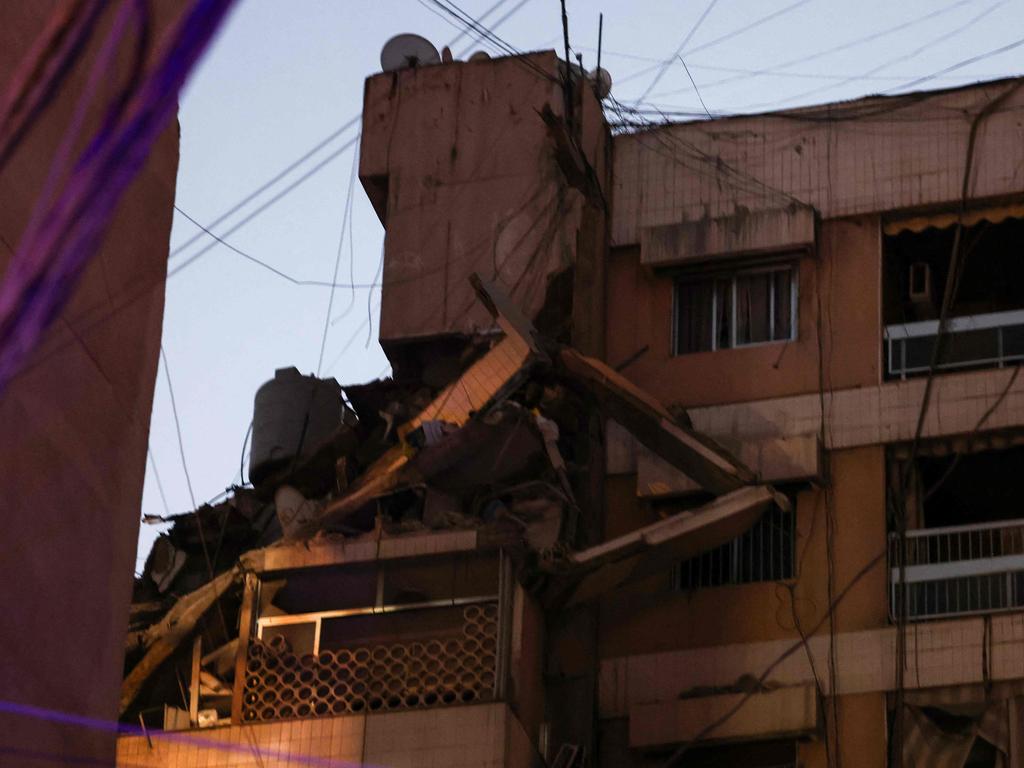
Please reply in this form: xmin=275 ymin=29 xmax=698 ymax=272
xmin=0 ymin=699 xmax=372 ymax=767
xmin=0 ymin=0 xmax=236 ymax=394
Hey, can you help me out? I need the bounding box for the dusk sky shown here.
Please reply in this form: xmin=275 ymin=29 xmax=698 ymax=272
xmin=139 ymin=0 xmax=1024 ymax=571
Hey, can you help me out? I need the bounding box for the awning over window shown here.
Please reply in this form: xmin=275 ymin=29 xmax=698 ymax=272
xmin=883 ymin=203 xmax=1024 ymax=236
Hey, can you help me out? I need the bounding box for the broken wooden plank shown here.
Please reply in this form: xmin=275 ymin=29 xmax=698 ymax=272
xmin=557 ymin=347 xmax=756 ymax=495
xmin=189 ymin=635 xmax=202 ymax=726
xmin=470 ymin=273 xmax=549 ymax=358
xmin=120 ymin=567 xmax=239 ymax=715
xmin=562 ymin=485 xmax=781 ymax=605
xmin=230 ymin=572 xmax=257 ymax=724
xmin=200 ymin=638 xmax=238 ymax=679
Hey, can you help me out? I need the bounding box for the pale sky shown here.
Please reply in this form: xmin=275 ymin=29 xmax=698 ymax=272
xmin=138 ymin=0 xmax=1024 ymax=571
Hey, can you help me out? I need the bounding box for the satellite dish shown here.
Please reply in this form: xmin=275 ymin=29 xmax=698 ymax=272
xmin=468 ymin=50 xmax=491 ymax=62
xmin=380 ymin=33 xmax=441 ymax=72
xmin=590 ymin=67 xmax=612 ymax=99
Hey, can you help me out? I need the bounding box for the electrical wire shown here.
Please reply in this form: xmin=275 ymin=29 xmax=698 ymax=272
xmin=159 ymin=343 xmax=229 ymax=638
xmin=677 ymin=56 xmax=711 ymax=119
xmin=169 ymin=116 xmax=361 ymax=260
xmin=455 ymin=0 xmax=535 ymax=59
xmin=147 ymin=445 xmax=173 ymax=518
xmin=634 ymin=0 xmax=719 ymax=105
xmin=712 ymin=0 xmax=1009 ymax=112
xmin=662 ymin=548 xmax=887 ymax=766
xmin=172 ymin=204 xmax=380 ymax=289
xmin=444 ymin=0 xmax=510 ymax=48
xmin=168 ymin=134 xmax=360 ymax=278
xmin=317 ymin=139 xmax=360 ymax=376
xmin=884 ymin=34 xmax=1024 ymax=95
xmin=687 ymin=0 xmax=977 ymax=93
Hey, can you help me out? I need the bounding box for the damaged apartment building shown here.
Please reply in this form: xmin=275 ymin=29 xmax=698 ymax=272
xmin=118 ymin=43 xmax=1024 ymax=768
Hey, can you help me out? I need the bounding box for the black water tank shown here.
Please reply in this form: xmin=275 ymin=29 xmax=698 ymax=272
xmin=249 ymin=367 xmax=343 ymax=484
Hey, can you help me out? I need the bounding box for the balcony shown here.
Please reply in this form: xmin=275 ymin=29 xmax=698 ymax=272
xmin=888 ymin=518 xmax=1024 ymax=620
xmin=245 ymin=596 xmax=501 ymax=722
xmin=884 ymin=309 xmax=1024 ymax=379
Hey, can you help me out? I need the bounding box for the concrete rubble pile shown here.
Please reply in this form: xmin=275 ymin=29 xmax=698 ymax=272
xmin=122 ymin=274 xmax=783 ymax=728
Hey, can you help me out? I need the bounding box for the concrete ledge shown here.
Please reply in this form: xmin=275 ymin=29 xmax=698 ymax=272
xmin=245 ymin=529 xmax=479 ymax=573
xmin=640 ymin=207 xmax=816 ymax=268
xmin=637 ymin=433 xmax=821 ymax=497
xmin=600 ymin=612 xmax=1024 ymax=719
xmin=629 ymin=684 xmax=818 ymax=748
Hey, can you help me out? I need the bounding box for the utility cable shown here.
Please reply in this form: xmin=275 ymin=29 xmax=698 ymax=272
xmin=662 ymin=548 xmax=887 ymax=766
xmin=168 ymin=134 xmax=359 ymax=278
xmin=455 ymin=0 xmax=535 ymax=59
xmin=147 ymin=446 xmax=173 ymax=519
xmin=169 ymin=116 xmax=361 ymax=259
xmin=885 ymin=34 xmax=1024 ymax=95
xmin=677 ymin=56 xmax=711 ymax=118
xmin=172 ymin=204 xmax=379 ymax=288
xmin=725 ymin=0 xmax=1009 ymax=112
xmin=159 ymin=343 xmax=228 ymax=637
xmin=634 ymin=0 xmax=719 ymax=105
xmin=317 ymin=140 xmax=360 ymax=376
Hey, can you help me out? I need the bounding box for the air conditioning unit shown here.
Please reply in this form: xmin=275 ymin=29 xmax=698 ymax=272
xmin=909 ymin=261 xmax=932 ymax=305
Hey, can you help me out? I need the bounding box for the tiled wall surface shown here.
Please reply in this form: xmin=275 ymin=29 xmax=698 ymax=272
xmin=117 ymin=703 xmax=533 ymax=768
xmin=685 ymin=365 xmax=1024 ymax=450
xmin=599 ymin=612 xmax=1024 ymax=719
xmin=612 ymin=80 xmax=1024 ymax=246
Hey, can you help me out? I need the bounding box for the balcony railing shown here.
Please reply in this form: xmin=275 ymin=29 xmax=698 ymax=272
xmin=884 ymin=308 xmax=1024 ymax=379
xmin=888 ymin=518 xmax=1024 ymax=620
xmin=243 ymin=597 xmax=501 ymax=722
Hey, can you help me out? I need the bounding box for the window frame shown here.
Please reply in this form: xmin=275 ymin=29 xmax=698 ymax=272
xmin=672 ymin=503 xmax=797 ymax=591
xmin=672 ymin=262 xmax=799 ymax=355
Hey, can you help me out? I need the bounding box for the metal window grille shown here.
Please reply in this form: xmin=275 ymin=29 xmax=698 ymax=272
xmin=674 ymin=506 xmax=795 ymax=590
xmin=888 ymin=518 xmax=1024 ymax=620
xmin=884 ymin=308 xmax=1024 ymax=379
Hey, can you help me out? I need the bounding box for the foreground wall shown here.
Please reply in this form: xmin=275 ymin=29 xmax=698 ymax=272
xmin=116 ymin=703 xmax=538 ymax=768
xmin=0 ymin=3 xmax=179 ymax=765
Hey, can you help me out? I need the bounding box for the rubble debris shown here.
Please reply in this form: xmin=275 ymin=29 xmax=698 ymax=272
xmin=121 ymin=272 xmax=774 ymax=726
xmin=273 ymin=486 xmax=321 ymax=539
xmin=149 ymin=536 xmax=187 ymax=593
xmin=120 ymin=567 xmax=239 ymax=715
xmin=557 ymin=485 xmax=784 ymax=606
xmin=556 ymin=347 xmax=755 ymax=495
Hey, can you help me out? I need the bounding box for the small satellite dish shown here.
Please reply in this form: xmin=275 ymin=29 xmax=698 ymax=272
xmin=380 ymin=33 xmax=441 ymax=72
xmin=590 ymin=67 xmax=612 ymax=99
xmin=468 ymin=50 xmax=491 ymax=62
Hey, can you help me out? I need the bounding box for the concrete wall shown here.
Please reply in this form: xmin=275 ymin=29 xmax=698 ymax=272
xmin=605 ymin=215 xmax=881 ymax=409
xmin=595 ymin=81 xmax=1024 ymax=763
xmin=599 ymin=446 xmax=888 ymax=658
xmin=116 ymin=703 xmax=539 ymax=767
xmin=360 ymin=51 xmax=607 ymax=349
xmin=612 ymin=78 xmax=1024 ymax=246
xmin=0 ymin=3 xmax=178 ymax=765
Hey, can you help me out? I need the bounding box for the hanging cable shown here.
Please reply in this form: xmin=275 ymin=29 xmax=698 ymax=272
xmin=316 ymin=139 xmax=360 ymax=376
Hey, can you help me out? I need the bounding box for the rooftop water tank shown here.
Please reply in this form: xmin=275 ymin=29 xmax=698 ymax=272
xmin=249 ymin=367 xmax=343 ymax=485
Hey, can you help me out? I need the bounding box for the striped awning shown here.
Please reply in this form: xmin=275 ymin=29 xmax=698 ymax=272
xmin=884 ymin=203 xmax=1024 ymax=236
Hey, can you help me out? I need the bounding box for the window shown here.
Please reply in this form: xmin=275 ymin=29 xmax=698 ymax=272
xmin=674 ymin=264 xmax=797 ymax=354
xmin=882 ymin=215 xmax=1024 ymax=379
xmin=674 ymin=505 xmax=795 ymax=590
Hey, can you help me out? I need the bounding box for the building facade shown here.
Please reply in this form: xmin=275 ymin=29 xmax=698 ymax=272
xmin=0 ymin=4 xmax=180 ymax=767
xmin=117 ymin=49 xmax=1024 ymax=768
